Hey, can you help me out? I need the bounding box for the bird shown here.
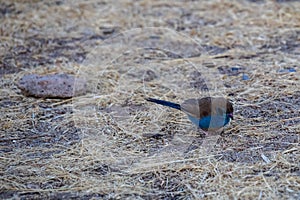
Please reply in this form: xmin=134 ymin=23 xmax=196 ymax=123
xmin=145 ymin=97 xmax=233 ymax=134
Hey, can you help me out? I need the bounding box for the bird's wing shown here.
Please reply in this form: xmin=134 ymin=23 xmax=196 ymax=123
xmin=181 ymin=97 xmax=229 ymax=119
xmin=181 ymin=98 xmax=210 ymax=119
xmin=211 ymin=97 xmax=230 ymax=115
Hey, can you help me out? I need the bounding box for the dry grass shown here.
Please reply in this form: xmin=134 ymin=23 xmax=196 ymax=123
xmin=0 ymin=0 xmax=299 ymax=199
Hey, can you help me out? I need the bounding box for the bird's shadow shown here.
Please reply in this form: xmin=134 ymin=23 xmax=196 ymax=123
xmin=184 ymin=130 xmax=232 ymax=154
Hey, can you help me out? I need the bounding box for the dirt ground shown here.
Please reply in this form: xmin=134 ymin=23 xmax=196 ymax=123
xmin=0 ymin=0 xmax=299 ymax=199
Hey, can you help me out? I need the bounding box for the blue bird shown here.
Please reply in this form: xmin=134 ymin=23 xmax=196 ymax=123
xmin=145 ymin=97 xmax=233 ymax=133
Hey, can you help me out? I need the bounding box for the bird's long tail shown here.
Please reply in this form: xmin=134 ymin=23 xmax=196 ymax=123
xmin=145 ymin=98 xmax=181 ymax=110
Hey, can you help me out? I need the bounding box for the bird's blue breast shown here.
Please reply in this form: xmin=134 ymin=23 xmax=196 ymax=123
xmin=187 ymin=115 xmax=231 ymax=130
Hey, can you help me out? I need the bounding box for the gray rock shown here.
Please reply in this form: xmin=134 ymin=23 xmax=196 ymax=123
xmin=17 ymin=73 xmax=87 ymax=98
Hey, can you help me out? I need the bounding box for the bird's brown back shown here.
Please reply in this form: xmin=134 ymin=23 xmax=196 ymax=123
xmin=180 ymin=97 xmax=233 ymax=119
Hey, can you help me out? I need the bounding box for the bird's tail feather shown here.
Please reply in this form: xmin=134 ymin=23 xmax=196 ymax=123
xmin=145 ymin=98 xmax=181 ymax=110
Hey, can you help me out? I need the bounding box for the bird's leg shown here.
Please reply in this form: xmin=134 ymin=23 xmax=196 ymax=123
xmin=219 ymin=129 xmax=225 ymax=136
xmin=219 ymin=128 xmax=231 ymax=137
xmin=197 ymin=127 xmax=208 ymax=138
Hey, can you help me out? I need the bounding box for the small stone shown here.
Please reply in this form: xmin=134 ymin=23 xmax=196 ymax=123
xmin=242 ymin=73 xmax=250 ymax=80
xmin=278 ymin=68 xmax=296 ymax=73
xmin=17 ymin=73 xmax=87 ymax=98
xmin=218 ymin=65 xmax=246 ymax=76
xmin=143 ymin=69 xmax=157 ymax=81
